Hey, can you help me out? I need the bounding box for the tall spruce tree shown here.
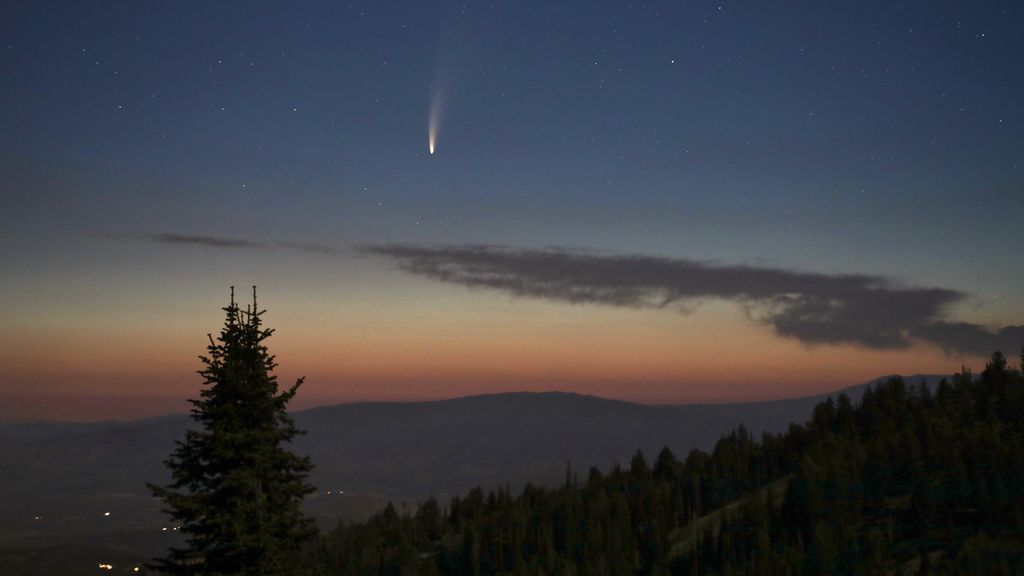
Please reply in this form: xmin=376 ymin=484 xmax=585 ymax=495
xmin=149 ymin=288 xmax=316 ymax=575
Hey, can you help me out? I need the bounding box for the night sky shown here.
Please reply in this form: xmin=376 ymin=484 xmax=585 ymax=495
xmin=2 ymin=1 xmax=1022 ymax=420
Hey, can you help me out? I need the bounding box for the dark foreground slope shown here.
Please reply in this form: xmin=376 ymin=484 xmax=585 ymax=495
xmin=304 ymin=356 xmax=1024 ymax=575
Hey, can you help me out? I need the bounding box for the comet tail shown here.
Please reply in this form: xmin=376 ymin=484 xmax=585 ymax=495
xmin=428 ymin=91 xmax=441 ymax=155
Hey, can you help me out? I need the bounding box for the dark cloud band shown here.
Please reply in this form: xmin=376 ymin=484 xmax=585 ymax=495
xmin=911 ymin=322 xmax=1024 ymax=356
xmin=364 ymin=244 xmax=1022 ymax=355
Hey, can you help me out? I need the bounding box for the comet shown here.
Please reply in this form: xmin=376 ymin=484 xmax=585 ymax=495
xmin=428 ymin=90 xmax=442 ymax=155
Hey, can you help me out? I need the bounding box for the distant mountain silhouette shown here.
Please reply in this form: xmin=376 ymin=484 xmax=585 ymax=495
xmin=0 ymin=375 xmax=946 ymax=540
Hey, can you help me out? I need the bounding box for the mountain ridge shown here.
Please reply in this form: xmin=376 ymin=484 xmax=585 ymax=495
xmin=1 ymin=373 xmax=946 ymax=427
xmin=0 ymin=374 xmax=949 ymax=549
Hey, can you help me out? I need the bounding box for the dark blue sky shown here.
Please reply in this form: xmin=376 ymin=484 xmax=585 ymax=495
xmin=2 ymin=1 xmax=1022 ymax=415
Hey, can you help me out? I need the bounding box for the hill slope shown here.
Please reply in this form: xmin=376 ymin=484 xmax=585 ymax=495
xmin=301 ymin=363 xmax=1024 ymax=575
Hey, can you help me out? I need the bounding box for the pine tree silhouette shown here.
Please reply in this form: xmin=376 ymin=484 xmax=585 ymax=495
xmin=148 ymin=287 xmax=315 ymax=575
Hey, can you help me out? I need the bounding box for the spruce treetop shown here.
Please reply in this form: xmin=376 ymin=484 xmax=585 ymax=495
xmin=149 ymin=287 xmax=315 ymax=576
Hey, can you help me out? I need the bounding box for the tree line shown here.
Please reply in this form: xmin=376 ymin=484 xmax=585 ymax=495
xmin=300 ymin=350 xmax=1024 ymax=575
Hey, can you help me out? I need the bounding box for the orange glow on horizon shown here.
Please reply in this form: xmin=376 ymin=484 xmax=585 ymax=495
xmin=0 ymin=276 xmax=1001 ymax=421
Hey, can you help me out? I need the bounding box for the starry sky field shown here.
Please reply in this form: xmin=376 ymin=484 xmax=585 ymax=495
xmin=2 ymin=1 xmax=1022 ymax=420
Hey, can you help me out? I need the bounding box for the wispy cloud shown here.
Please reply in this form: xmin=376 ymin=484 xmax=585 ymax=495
xmin=364 ymin=244 xmax=1023 ymax=355
xmin=98 ymin=231 xmax=267 ymax=249
xmin=275 ymin=241 xmax=347 ymax=255
xmin=97 ymin=232 xmax=346 ymax=255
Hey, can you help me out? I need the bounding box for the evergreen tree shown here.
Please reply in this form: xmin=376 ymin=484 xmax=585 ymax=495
xmin=149 ymin=288 xmax=316 ymax=575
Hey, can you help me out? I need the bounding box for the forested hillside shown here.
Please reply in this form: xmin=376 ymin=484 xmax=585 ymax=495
xmin=301 ymin=351 xmax=1024 ymax=575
